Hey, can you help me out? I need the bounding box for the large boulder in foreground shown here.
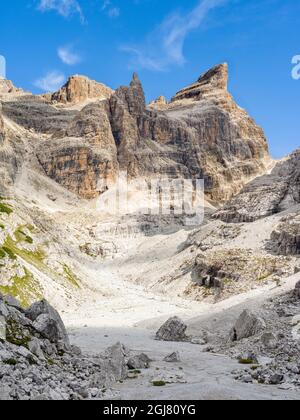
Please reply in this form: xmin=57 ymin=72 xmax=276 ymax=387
xmin=230 ymin=310 xmax=266 ymax=341
xmin=155 ymin=316 xmax=188 ymax=342
xmin=26 ymin=300 xmax=70 ymax=349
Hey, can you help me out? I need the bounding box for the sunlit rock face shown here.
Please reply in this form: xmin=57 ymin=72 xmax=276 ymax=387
xmin=0 ymin=65 xmax=270 ymax=201
xmin=50 ymin=75 xmax=114 ymax=105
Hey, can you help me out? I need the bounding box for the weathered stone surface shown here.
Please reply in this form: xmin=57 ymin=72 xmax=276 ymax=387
xmin=26 ymin=300 xmax=70 ymax=348
xmin=36 ymin=102 xmax=118 ymax=198
xmin=163 ymin=351 xmax=181 ymax=363
xmin=0 ymin=296 xmax=131 ymax=400
xmin=2 ymin=96 xmax=77 ymax=134
xmin=3 ymin=295 xmax=24 ymax=311
xmin=80 ymin=241 xmax=118 ymax=259
xmin=260 ymin=332 xmax=277 ymax=350
xmin=230 ymin=310 xmax=266 ymax=341
xmin=269 ymin=213 xmax=300 ymax=256
xmin=127 ymin=353 xmax=151 ymax=369
xmin=171 ymin=63 xmax=229 ymax=102
xmin=102 ymin=342 xmax=128 ymax=384
xmin=156 ymin=317 xmax=188 ymax=342
xmin=0 ymin=103 xmax=23 ymax=193
xmin=0 ymin=79 xmax=24 ymax=96
xmin=215 ymin=148 xmax=300 ymax=222
xmin=148 ymin=96 xmax=168 ymax=110
xmin=50 ymin=75 xmax=114 ymax=105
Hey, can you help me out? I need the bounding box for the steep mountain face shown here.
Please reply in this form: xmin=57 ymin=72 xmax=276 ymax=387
xmin=215 ymin=148 xmax=300 ymax=222
xmin=0 ymin=103 xmax=23 ymax=193
xmin=0 ymin=64 xmax=269 ymax=202
xmin=36 ymin=102 xmax=119 ymax=198
xmin=146 ymin=64 xmax=270 ymax=202
xmin=48 ymin=75 xmax=114 ymax=105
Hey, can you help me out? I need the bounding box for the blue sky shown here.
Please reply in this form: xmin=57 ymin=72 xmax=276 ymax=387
xmin=0 ymin=0 xmax=299 ymax=158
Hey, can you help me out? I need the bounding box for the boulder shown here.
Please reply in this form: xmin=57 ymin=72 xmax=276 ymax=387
xmin=26 ymin=300 xmax=70 ymax=348
xmin=28 ymin=338 xmax=45 ymax=360
xmin=260 ymin=332 xmax=277 ymax=350
xmin=230 ymin=310 xmax=266 ymax=341
xmin=163 ymin=351 xmax=181 ymax=363
xmin=155 ymin=317 xmax=188 ymax=342
xmin=3 ymin=295 xmax=24 ymax=311
xmin=103 ymin=342 xmax=128 ymax=383
xmin=127 ymin=353 xmax=151 ymax=369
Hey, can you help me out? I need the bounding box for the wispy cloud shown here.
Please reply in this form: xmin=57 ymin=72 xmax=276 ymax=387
xmin=102 ymin=0 xmax=120 ymax=18
xmin=122 ymin=0 xmax=226 ymax=71
xmin=34 ymin=71 xmax=66 ymax=92
xmin=37 ymin=0 xmax=84 ymax=22
xmin=58 ymin=46 xmax=81 ymax=65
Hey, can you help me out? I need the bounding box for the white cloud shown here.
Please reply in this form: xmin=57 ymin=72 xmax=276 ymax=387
xmin=38 ymin=0 xmax=84 ymax=22
xmin=122 ymin=0 xmax=226 ymax=71
xmin=102 ymin=1 xmax=120 ymax=18
xmin=58 ymin=46 xmax=81 ymax=65
xmin=34 ymin=71 xmax=66 ymax=92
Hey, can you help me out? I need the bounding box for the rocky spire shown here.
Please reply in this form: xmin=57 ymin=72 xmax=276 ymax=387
xmin=115 ymin=72 xmax=146 ymax=116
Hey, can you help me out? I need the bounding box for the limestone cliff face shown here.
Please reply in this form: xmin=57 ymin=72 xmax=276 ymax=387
xmin=111 ymin=64 xmax=269 ymax=202
xmin=50 ymin=75 xmax=114 ymax=105
xmin=0 ymin=103 xmax=23 ymax=194
xmin=0 ymin=65 xmax=270 ymax=201
xmin=215 ymin=149 xmax=300 ymax=222
xmin=37 ymin=102 xmax=118 ymax=199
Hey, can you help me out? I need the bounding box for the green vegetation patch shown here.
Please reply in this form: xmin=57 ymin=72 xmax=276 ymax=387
xmin=238 ymin=358 xmax=257 ymax=365
xmin=152 ymin=380 xmax=166 ymax=387
xmin=3 ymin=235 xmax=46 ymax=269
xmin=14 ymin=226 xmax=34 ymax=244
xmin=63 ymin=264 xmax=80 ymax=288
xmin=0 ymin=197 xmax=13 ymax=215
xmin=0 ymin=246 xmax=17 ymax=260
xmin=5 ymin=318 xmax=32 ymax=347
xmin=0 ymin=268 xmax=43 ymax=308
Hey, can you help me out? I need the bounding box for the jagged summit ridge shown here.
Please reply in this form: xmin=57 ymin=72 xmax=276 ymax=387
xmin=0 ymin=64 xmax=269 ymax=202
xmin=171 ymin=63 xmax=228 ymax=103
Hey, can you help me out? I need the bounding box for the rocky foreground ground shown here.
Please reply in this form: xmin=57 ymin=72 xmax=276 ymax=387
xmin=0 ymin=294 xmax=135 ymax=400
xmin=0 ymin=279 xmax=299 ymax=400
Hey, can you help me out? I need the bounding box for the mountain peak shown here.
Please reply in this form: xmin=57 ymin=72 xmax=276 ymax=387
xmin=171 ymin=63 xmax=229 ymax=103
xmin=50 ymin=75 xmax=114 ymax=105
xmin=197 ymin=63 xmax=228 ymax=90
xmin=132 ymin=72 xmax=140 ymax=82
xmin=0 ymin=78 xmax=24 ymax=96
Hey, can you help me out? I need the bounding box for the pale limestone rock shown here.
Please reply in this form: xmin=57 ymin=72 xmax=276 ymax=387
xmin=50 ymin=75 xmax=114 ymax=104
xmin=230 ymin=310 xmax=266 ymax=341
xmin=155 ymin=316 xmax=188 ymax=342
